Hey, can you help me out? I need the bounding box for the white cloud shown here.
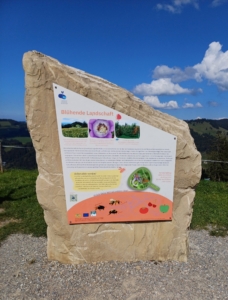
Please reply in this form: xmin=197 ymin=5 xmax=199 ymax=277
xmin=134 ymin=78 xmax=201 ymax=96
xmin=193 ymin=42 xmax=228 ymax=90
xmin=211 ymin=0 xmax=228 ymax=7
xmin=182 ymin=102 xmax=203 ymax=108
xmin=153 ymin=42 xmax=228 ymax=91
xmin=153 ymin=65 xmax=196 ymax=82
xmin=156 ymin=0 xmax=199 ymax=13
xmin=182 ymin=103 xmax=194 ymax=108
xmin=143 ymin=96 xmax=202 ymax=110
xmin=208 ymin=101 xmax=219 ymax=107
xmin=195 ymin=102 xmax=203 ymax=107
xmin=133 ymin=41 xmax=228 ymax=110
xmin=144 ymin=96 xmax=179 ymax=109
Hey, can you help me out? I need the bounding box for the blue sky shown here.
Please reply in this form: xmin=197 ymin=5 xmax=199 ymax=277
xmin=0 ymin=0 xmax=228 ymax=121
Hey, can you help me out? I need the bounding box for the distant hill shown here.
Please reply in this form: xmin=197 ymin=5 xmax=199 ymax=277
xmin=0 ymin=119 xmax=30 ymax=139
xmin=0 ymin=119 xmax=36 ymax=169
xmin=186 ymin=118 xmax=228 ymax=137
xmin=185 ymin=118 xmax=228 ymax=157
xmin=1 ymin=118 xmax=228 ymax=169
xmin=62 ymin=120 xmax=88 ymax=128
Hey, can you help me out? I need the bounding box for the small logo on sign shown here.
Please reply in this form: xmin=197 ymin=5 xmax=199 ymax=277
xmin=83 ymin=213 xmax=89 ymax=217
xmin=90 ymin=211 xmax=97 ymax=217
xmin=58 ymin=91 xmax=66 ymax=99
xmin=70 ymin=194 xmax=77 ymax=202
xmin=75 ymin=213 xmax=81 ymax=218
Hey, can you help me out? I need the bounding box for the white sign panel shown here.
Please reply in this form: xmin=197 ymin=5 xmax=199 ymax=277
xmin=53 ymin=84 xmax=177 ymax=224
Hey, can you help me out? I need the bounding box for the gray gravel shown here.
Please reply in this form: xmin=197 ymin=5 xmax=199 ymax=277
xmin=0 ymin=230 xmax=228 ymax=300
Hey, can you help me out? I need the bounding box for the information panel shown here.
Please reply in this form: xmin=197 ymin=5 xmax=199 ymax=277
xmin=53 ymin=84 xmax=177 ymax=224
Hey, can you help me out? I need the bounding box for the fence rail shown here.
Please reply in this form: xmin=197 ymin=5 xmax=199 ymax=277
xmin=1 ymin=143 xmax=228 ymax=173
xmin=202 ymin=160 xmax=228 ymax=164
xmin=2 ymin=145 xmax=33 ymax=149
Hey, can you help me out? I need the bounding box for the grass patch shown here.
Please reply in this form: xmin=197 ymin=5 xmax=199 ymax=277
xmin=190 ymin=180 xmax=228 ymax=236
xmin=117 ymin=135 xmax=139 ymax=139
xmin=0 ymin=170 xmax=227 ymax=243
xmin=62 ymin=127 xmax=88 ymax=138
xmin=2 ymin=147 xmax=11 ymax=152
xmin=0 ymin=169 xmax=47 ymax=244
xmin=11 ymin=137 xmax=32 ymax=144
xmin=0 ymin=121 xmax=12 ymax=127
xmin=188 ymin=121 xmax=228 ymax=137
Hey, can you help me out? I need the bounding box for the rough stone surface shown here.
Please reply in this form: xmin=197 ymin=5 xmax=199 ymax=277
xmin=23 ymin=51 xmax=201 ymax=264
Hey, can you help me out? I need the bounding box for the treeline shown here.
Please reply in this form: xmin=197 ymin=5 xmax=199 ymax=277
xmin=187 ymin=118 xmax=228 ymax=130
xmin=0 ymin=119 xmax=29 ymax=138
xmin=189 ymin=130 xmax=217 ymax=153
xmin=62 ymin=121 xmax=87 ymax=128
xmin=186 ymin=118 xmax=228 ymax=181
xmin=1 ymin=118 xmax=228 ymax=180
xmin=202 ymin=133 xmax=228 ymax=181
xmin=0 ymin=119 xmax=25 ymax=126
xmin=1 ymin=139 xmax=37 ymax=170
xmin=0 ymin=119 xmax=37 ymax=170
xmin=115 ymin=122 xmax=140 ymax=138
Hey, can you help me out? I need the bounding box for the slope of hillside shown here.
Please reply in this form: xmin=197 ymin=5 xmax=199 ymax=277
xmin=0 ymin=119 xmax=31 ymax=140
xmin=185 ymin=119 xmax=228 ymax=156
xmin=186 ymin=119 xmax=228 ymax=137
xmin=0 ymin=119 xmax=36 ymax=169
xmin=1 ymin=118 xmax=228 ymax=169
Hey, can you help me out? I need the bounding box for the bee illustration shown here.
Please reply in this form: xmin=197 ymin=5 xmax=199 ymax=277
xmin=142 ymin=179 xmax=149 ymax=183
xmin=109 ymin=199 xmax=121 ymax=205
xmin=95 ymin=205 xmax=105 ymax=210
xmin=109 ymin=210 xmax=118 ymax=215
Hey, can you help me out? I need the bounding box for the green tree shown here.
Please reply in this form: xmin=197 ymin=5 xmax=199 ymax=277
xmin=207 ymin=133 xmax=228 ymax=181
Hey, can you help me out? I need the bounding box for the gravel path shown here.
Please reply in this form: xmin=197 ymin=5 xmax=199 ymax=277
xmin=0 ymin=230 xmax=228 ymax=300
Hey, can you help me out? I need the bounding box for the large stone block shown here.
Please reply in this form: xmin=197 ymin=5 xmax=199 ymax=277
xmin=23 ymin=51 xmax=201 ymax=264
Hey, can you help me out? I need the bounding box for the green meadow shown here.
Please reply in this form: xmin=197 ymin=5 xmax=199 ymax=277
xmin=11 ymin=137 xmax=32 ymax=144
xmin=190 ymin=180 xmax=228 ymax=236
xmin=62 ymin=127 xmax=88 ymax=138
xmin=0 ymin=170 xmax=46 ymax=243
xmin=0 ymin=170 xmax=228 ymax=244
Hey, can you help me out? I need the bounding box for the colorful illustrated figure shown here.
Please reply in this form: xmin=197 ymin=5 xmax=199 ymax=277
xmin=128 ymin=167 xmax=160 ymax=191
xmin=95 ymin=205 xmax=105 ymax=210
xmin=132 ymin=173 xmax=142 ymax=184
xmin=109 ymin=199 xmax=121 ymax=205
xmin=118 ymin=167 xmax=126 ymax=173
xmin=109 ymin=210 xmax=118 ymax=215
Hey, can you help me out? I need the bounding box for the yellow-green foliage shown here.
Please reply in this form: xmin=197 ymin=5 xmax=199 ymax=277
xmin=188 ymin=121 xmax=228 ymax=137
xmin=62 ymin=128 xmax=88 ymax=138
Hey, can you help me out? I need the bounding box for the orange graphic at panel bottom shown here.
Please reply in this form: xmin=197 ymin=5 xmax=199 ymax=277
xmin=67 ymin=191 xmax=172 ymax=224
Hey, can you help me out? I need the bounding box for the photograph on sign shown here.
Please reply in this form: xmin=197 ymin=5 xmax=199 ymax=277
xmin=53 ymin=84 xmax=177 ymax=224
